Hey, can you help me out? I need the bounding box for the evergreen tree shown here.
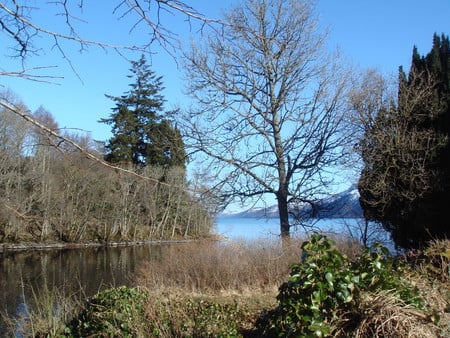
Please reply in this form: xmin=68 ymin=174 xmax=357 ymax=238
xmin=146 ymin=119 xmax=186 ymax=168
xmin=358 ymin=33 xmax=450 ymax=249
xmin=100 ymin=55 xmax=186 ymax=169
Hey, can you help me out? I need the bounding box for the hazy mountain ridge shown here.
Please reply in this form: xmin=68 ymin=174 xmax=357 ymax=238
xmin=221 ymin=185 xmax=363 ymax=218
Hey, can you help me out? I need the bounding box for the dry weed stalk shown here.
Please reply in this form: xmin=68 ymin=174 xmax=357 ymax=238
xmin=136 ymin=238 xmax=304 ymax=294
xmin=350 ymin=290 xmax=439 ymax=338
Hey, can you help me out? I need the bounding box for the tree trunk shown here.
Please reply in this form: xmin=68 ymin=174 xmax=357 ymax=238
xmin=277 ymin=192 xmax=290 ymax=238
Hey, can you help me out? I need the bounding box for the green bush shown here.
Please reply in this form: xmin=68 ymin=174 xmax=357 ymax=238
xmin=62 ymin=286 xmax=149 ymax=337
xmin=146 ymin=295 xmax=248 ymax=337
xmin=257 ymin=234 xmax=423 ymax=337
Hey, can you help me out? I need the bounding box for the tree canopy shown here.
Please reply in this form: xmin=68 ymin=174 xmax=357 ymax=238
xmin=357 ymin=33 xmax=450 ymax=249
xmin=100 ymin=55 xmax=186 ymax=170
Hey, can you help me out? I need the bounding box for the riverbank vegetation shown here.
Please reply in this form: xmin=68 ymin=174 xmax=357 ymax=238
xmin=0 ymin=141 xmax=211 ymax=243
xmin=0 ymin=91 xmax=212 ymax=245
xmin=1 ymin=51 xmax=214 ymax=245
xmin=4 ymin=235 xmax=448 ymax=337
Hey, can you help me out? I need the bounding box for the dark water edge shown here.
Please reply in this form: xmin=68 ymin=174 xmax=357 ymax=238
xmin=0 ymin=243 xmax=172 ymax=336
xmin=0 ymin=238 xmax=192 ymax=253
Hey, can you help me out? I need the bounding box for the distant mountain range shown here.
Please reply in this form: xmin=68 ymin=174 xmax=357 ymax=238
xmin=220 ymin=185 xmax=363 ymax=219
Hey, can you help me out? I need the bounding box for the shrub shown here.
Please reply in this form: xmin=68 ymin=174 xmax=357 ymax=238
xmin=257 ymin=234 xmax=424 ymax=337
xmin=146 ymin=294 xmax=246 ymax=337
xmin=62 ymin=286 xmax=148 ymax=337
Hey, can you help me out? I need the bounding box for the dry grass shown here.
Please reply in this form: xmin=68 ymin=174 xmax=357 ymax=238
xmin=135 ymin=237 xmax=308 ymax=336
xmin=136 ymin=237 xmax=305 ymax=294
xmin=134 ymin=235 xmax=366 ymax=337
xmin=136 ymin=236 xmax=448 ymax=337
xmin=136 ymin=235 xmax=363 ymax=294
xmin=2 ymin=282 xmax=84 ymax=337
xmin=348 ymin=290 xmax=439 ymax=338
xmin=334 ymin=239 xmax=450 ymax=338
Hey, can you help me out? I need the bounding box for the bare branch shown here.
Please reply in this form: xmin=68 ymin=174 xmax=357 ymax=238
xmin=0 ymin=2 xmax=142 ymax=52
xmin=0 ymin=1 xmax=223 ymax=80
xmin=0 ymin=66 xmax=63 ymax=83
xmin=182 ymin=0 xmax=350 ymax=237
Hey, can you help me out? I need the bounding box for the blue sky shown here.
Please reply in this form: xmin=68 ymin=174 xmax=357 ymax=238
xmin=1 ymin=1 xmax=449 ymax=142
xmin=1 ymin=0 xmax=449 ymax=200
xmin=0 ymin=0 xmax=450 ymax=140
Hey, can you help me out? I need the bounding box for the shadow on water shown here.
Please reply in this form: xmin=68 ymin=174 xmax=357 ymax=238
xmin=0 ymin=243 xmax=167 ymax=336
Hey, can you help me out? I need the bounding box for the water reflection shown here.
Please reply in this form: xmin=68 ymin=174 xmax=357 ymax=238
xmin=0 ymin=244 xmax=166 ymax=335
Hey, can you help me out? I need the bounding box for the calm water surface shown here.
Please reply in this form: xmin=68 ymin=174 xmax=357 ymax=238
xmin=0 ymin=244 xmax=168 ymax=335
xmin=214 ymin=216 xmax=366 ymax=240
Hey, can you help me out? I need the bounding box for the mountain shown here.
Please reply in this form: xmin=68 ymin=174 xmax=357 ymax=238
xmin=303 ymin=185 xmax=362 ymax=218
xmin=220 ymin=185 xmax=363 ymax=219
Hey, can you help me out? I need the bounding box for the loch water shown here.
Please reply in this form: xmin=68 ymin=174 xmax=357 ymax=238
xmin=0 ymin=244 xmax=168 ymax=335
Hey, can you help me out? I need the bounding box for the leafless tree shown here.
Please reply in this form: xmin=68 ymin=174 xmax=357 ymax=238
xmin=0 ymin=91 xmax=34 ymax=240
xmin=0 ymin=89 xmax=212 ymax=243
xmin=0 ymin=0 xmax=221 ymax=200
xmin=182 ymin=0 xmax=351 ymax=238
xmin=0 ymin=1 xmax=220 ymax=159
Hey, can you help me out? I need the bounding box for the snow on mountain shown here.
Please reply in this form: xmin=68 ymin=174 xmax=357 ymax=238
xmin=220 ymin=185 xmax=362 ymax=219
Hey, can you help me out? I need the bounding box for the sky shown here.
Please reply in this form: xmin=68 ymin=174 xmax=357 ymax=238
xmin=1 ymin=0 xmax=450 ymax=197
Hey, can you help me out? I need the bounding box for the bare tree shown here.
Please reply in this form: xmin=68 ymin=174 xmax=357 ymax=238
xmin=0 ymin=0 xmax=220 ymax=194
xmin=0 ymin=90 xmax=34 ymax=241
xmin=182 ymin=0 xmax=350 ymax=238
xmin=0 ymin=88 xmax=213 ymax=243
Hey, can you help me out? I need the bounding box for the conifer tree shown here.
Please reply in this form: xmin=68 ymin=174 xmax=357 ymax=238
xmin=100 ymin=55 xmax=186 ymax=169
xmin=358 ymin=33 xmax=450 ymax=249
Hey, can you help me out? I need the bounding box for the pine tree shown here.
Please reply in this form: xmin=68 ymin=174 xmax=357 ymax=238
xmin=358 ymin=33 xmax=450 ymax=249
xmin=146 ymin=119 xmax=186 ymax=168
xmin=100 ymin=55 xmax=186 ymax=169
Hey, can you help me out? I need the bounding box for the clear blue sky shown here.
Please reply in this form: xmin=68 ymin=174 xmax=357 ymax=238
xmin=1 ymin=1 xmax=449 ymax=199
xmin=1 ymin=1 xmax=449 ymax=142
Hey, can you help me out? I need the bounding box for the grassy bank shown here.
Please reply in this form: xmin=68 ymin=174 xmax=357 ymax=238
xmin=4 ymin=236 xmax=449 ymax=337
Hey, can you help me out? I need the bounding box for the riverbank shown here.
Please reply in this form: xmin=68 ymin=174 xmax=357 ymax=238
xmin=0 ymin=237 xmax=208 ymax=253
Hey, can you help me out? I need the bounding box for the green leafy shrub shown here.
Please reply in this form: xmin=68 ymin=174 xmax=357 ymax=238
xmin=146 ymin=294 xmax=249 ymax=337
xmin=62 ymin=286 xmax=149 ymax=337
xmin=257 ymin=234 xmax=424 ymax=337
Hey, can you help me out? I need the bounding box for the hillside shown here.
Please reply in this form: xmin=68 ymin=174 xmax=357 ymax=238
xmin=221 ymin=185 xmax=363 ymax=219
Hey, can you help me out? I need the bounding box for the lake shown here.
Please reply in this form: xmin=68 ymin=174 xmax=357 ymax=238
xmin=215 ymin=216 xmax=368 ymax=240
xmin=0 ymin=217 xmax=382 ymax=335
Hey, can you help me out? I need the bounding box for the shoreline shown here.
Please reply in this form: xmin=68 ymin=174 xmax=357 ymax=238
xmin=0 ymin=238 xmax=208 ymax=253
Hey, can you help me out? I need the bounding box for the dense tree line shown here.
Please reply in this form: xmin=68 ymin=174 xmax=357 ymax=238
xmin=0 ymin=57 xmax=211 ymax=244
xmin=357 ymin=33 xmax=450 ymax=249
